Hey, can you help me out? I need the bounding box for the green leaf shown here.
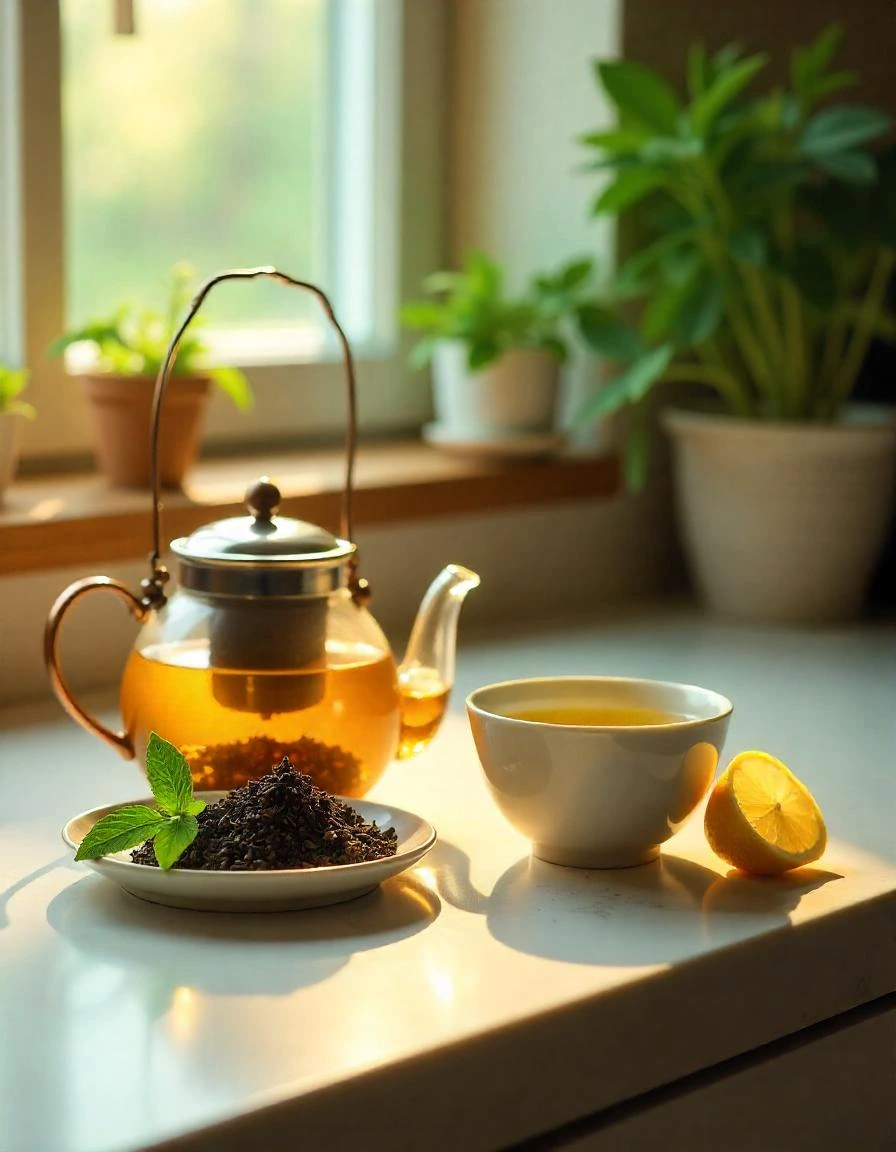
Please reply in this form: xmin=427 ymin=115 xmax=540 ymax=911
xmin=814 ymin=70 xmax=858 ymax=101
xmin=792 ymin=23 xmax=843 ymax=103
xmin=642 ymin=283 xmax=686 ymax=343
xmin=579 ymin=127 xmax=649 ymax=151
xmin=713 ymin=42 xmax=745 ymax=73
xmin=210 ymin=366 xmax=252 ymax=410
xmin=813 ymin=149 xmax=877 ymax=185
xmin=596 ymin=59 xmax=682 ymax=134
xmin=399 ymin=301 xmax=447 ymax=330
xmin=660 ymin=245 xmax=703 ymax=287
xmin=675 ymin=271 xmax=724 ymax=345
xmin=577 ymin=304 xmax=642 ymax=360
xmin=47 ymin=322 xmax=123 ymax=359
xmin=799 ymin=104 xmax=892 ymax=157
xmin=640 ymin=136 xmax=703 ymax=162
xmin=612 ymin=224 xmax=705 ymax=295
xmin=145 ymin=731 xmax=196 ymax=816
xmin=624 ymin=402 xmax=651 ymax=492
xmin=804 ymin=22 xmax=843 ymax=75
xmin=582 ymin=154 xmax=648 ymax=174
xmin=465 ymin=251 xmax=502 ymax=299
xmin=467 ymin=339 xmax=500 ymax=371
xmin=576 ymin=344 xmax=674 ymax=423
xmin=558 ymin=259 xmax=593 ymax=291
xmin=0 ymin=368 xmax=32 ymax=416
xmin=728 ymin=226 xmax=768 ymax=266
xmin=592 ymin=167 xmax=667 ymax=214
xmin=75 ymin=805 xmax=167 ymax=861
xmin=779 ymin=95 xmax=801 ymax=131
xmin=691 ymin=54 xmax=768 ymax=137
xmin=152 ymin=814 xmax=200 ymax=871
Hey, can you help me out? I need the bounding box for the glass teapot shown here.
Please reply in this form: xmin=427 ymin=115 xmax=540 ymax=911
xmin=44 ymin=268 xmax=479 ymax=796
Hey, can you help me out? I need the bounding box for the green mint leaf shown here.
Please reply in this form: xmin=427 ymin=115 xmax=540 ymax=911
xmin=75 ymin=805 xmax=167 ymax=861
xmin=185 ymin=798 xmax=206 ymax=816
xmin=153 ymin=814 xmax=200 ymax=871
xmin=146 ymin=732 xmax=196 ymax=816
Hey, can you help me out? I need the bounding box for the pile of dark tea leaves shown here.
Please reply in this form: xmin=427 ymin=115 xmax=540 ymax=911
xmin=75 ymin=732 xmax=397 ymax=872
xmin=132 ymin=755 xmax=397 ymax=871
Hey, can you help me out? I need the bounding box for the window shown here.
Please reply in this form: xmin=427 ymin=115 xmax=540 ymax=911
xmin=8 ymin=0 xmax=444 ymax=461
xmin=63 ymin=0 xmax=329 ymax=339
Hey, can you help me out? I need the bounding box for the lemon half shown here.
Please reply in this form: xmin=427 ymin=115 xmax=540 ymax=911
xmin=704 ymin=751 xmax=827 ymax=876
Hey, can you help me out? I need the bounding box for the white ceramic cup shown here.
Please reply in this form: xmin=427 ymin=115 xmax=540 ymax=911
xmin=466 ymin=677 xmax=733 ymax=869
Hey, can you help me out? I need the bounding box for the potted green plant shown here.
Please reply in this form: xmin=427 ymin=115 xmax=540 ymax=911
xmin=400 ymin=251 xmax=593 ymax=454
xmin=49 ymin=264 xmax=251 ymax=489
xmin=0 ymin=366 xmax=35 ymax=504
xmin=576 ymin=24 xmax=896 ymax=622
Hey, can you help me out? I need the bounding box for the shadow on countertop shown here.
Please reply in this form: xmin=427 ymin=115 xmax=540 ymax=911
xmin=426 ymin=838 xmax=841 ymax=966
xmin=46 ymin=870 xmax=440 ymax=1004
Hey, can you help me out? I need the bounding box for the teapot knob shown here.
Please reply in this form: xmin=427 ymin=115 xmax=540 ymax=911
xmin=246 ymin=477 xmax=281 ymax=521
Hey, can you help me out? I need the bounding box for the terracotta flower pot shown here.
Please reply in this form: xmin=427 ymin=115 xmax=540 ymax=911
xmin=81 ymin=374 xmax=211 ymax=489
xmin=0 ymin=411 xmax=24 ymax=505
xmin=663 ymin=407 xmax=896 ymax=623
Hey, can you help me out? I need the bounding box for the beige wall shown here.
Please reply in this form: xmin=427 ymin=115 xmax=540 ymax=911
xmin=450 ymin=0 xmax=622 ymax=432
xmin=446 ymin=0 xmax=678 ymax=614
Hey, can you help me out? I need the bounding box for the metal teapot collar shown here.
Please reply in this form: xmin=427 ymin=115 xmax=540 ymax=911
xmin=170 ymin=478 xmax=356 ymax=598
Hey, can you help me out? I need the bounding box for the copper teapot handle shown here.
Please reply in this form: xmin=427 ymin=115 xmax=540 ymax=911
xmin=44 ymin=577 xmax=150 ymax=760
xmin=145 ymin=267 xmax=366 ymax=606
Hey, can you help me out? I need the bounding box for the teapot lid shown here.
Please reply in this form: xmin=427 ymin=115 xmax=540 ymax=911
xmin=170 ymin=478 xmax=356 ymax=598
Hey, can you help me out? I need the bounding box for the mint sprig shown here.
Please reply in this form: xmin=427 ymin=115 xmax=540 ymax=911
xmin=75 ymin=733 xmax=206 ymax=870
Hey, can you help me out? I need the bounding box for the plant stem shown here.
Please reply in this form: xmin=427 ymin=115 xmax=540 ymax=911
xmin=817 ymin=314 xmax=846 ymax=413
xmin=740 ymin=265 xmax=787 ymax=393
xmin=781 ymin=280 xmax=806 ymax=416
xmin=774 ymin=203 xmax=806 ymax=418
xmin=661 ymin=362 xmax=753 ymax=417
xmin=724 ymin=291 xmax=778 ymax=411
xmin=829 ymin=249 xmax=895 ymax=416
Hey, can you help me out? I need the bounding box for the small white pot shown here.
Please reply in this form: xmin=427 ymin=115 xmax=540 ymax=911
xmin=431 ymin=342 xmax=560 ymax=435
xmin=663 ymin=408 xmax=896 ymax=623
xmin=0 ymin=412 xmax=24 ymax=504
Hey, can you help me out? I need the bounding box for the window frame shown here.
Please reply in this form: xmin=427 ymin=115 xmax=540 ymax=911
xmin=0 ymin=0 xmax=23 ymax=367
xmin=9 ymin=0 xmax=446 ymax=463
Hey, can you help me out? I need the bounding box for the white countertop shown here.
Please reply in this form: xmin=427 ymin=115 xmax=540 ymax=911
xmin=2 ymin=604 xmax=895 ymax=1152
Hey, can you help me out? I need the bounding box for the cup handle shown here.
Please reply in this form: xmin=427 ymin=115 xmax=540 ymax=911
xmin=44 ymin=576 xmax=149 ymax=759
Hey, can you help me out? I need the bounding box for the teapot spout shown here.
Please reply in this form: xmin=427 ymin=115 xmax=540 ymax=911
xmin=396 ymin=564 xmax=480 ymax=759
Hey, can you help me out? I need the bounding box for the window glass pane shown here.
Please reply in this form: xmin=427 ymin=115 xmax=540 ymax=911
xmin=61 ymin=0 xmax=327 ymax=332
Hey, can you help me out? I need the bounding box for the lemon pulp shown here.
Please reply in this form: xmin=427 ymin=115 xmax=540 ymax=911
xmin=704 ymin=751 xmax=827 ymax=876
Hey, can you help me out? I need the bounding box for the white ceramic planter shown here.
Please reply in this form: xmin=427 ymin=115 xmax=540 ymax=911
xmin=430 ymin=342 xmax=560 ymax=435
xmin=663 ymin=408 xmax=896 ymax=623
xmin=0 ymin=412 xmax=24 ymax=505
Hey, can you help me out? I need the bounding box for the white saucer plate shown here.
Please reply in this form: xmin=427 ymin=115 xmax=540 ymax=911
xmin=423 ymin=422 xmax=565 ymax=460
xmin=62 ymin=792 xmax=437 ymax=913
